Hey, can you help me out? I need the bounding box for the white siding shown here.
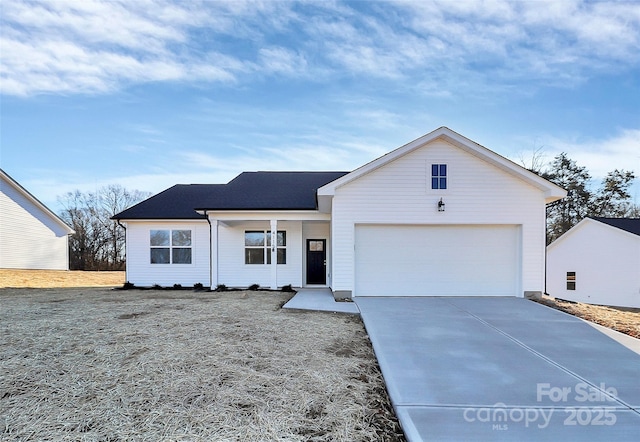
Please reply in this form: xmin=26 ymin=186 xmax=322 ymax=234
xmin=331 ymin=139 xmax=546 ymax=297
xmin=0 ymin=177 xmax=70 ymax=270
xmin=124 ymin=221 xmax=210 ymax=287
xmin=547 ymin=220 xmax=640 ymax=308
xmin=217 ymin=220 xmax=303 ymax=288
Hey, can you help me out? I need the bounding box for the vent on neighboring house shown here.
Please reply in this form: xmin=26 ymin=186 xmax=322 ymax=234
xmin=566 ymin=272 xmax=576 ymax=290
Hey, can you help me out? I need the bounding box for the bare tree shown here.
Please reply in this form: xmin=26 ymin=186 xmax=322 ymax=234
xmin=519 ymin=144 xmax=547 ymax=175
xmin=58 ymin=186 xmax=150 ymax=270
xmin=98 ymin=185 xmax=150 ymax=268
xmin=628 ymin=204 xmax=640 ymax=217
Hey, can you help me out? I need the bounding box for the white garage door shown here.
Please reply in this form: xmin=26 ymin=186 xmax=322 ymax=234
xmin=355 ymin=224 xmax=520 ymax=297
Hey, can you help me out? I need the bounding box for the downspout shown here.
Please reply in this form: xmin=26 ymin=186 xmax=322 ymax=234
xmin=544 ymin=208 xmax=549 ymax=296
xmin=66 ymin=232 xmax=72 ymax=271
xmin=117 ymin=220 xmax=127 ymax=283
xmin=205 ymin=211 xmax=212 ymax=289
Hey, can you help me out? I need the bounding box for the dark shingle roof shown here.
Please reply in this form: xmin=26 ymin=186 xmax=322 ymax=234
xmin=591 ymin=217 xmax=640 ymax=237
xmin=112 ymin=171 xmax=348 ymax=220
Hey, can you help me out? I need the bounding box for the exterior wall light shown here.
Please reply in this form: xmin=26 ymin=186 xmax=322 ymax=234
xmin=438 ymin=198 xmax=445 ymax=212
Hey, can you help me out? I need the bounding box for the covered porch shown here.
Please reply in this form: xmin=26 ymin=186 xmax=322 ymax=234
xmin=205 ymin=211 xmax=332 ymax=290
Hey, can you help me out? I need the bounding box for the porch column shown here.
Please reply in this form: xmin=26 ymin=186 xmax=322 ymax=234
xmin=210 ymin=218 xmax=219 ymax=289
xmin=270 ymin=219 xmax=278 ymax=289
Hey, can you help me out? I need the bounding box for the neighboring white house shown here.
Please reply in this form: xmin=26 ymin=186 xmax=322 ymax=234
xmin=546 ymin=217 xmax=640 ymax=308
xmin=113 ymin=127 xmax=566 ymax=298
xmin=0 ymin=169 xmax=74 ymax=270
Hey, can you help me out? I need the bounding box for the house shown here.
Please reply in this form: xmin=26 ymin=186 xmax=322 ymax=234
xmin=0 ymin=169 xmax=75 ymax=270
xmin=546 ymin=217 xmax=640 ymax=308
xmin=113 ymin=127 xmax=566 ymax=298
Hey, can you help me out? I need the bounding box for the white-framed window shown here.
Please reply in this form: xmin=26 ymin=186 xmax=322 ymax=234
xmin=150 ymin=229 xmax=192 ymax=264
xmin=245 ymin=230 xmax=286 ymax=264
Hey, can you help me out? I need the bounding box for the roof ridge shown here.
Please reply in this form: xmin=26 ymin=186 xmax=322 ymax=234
xmin=590 ymin=216 xmax=640 ymax=237
xmin=591 ymin=216 xmax=640 ymax=220
xmin=113 ymin=171 xmax=349 ymax=219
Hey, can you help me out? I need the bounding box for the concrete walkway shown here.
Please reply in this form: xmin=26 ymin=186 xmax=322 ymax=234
xmin=282 ymin=288 xmax=359 ymax=314
xmin=355 ymin=296 xmax=640 ymax=441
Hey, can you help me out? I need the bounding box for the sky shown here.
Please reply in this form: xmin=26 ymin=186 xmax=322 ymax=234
xmin=1 ymin=0 xmax=640 ymax=213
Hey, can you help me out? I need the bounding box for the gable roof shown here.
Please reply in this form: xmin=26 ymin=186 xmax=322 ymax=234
xmin=547 ymin=216 xmax=640 ymax=250
xmin=591 ymin=217 xmax=640 ymax=237
xmin=113 ymin=171 xmax=348 ymax=220
xmin=0 ymin=168 xmax=74 ymax=234
xmin=317 ymin=126 xmax=567 ymax=206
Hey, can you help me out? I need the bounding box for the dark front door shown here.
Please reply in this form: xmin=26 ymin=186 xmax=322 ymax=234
xmin=306 ymin=239 xmax=326 ymax=285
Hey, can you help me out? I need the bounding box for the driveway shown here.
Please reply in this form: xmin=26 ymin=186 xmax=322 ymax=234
xmin=355 ymin=297 xmax=640 ymax=441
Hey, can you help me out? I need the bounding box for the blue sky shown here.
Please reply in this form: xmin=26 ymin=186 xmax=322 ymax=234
xmin=1 ymin=0 xmax=639 ymax=212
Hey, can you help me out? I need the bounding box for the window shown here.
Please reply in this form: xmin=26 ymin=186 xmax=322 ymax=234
xmin=431 ymin=164 xmax=447 ymax=189
xmin=245 ymin=230 xmax=286 ymax=264
xmin=150 ymin=230 xmax=192 ymax=264
xmin=245 ymin=231 xmax=266 ymax=264
xmin=566 ymin=272 xmax=576 ymax=290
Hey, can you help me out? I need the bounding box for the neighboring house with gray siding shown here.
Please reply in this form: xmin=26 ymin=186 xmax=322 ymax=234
xmin=0 ymin=169 xmax=74 ymax=270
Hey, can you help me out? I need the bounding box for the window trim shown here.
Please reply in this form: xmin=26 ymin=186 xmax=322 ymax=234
xmin=431 ymin=163 xmax=447 ymax=190
xmin=566 ymin=271 xmax=576 ymax=290
xmin=244 ymin=230 xmax=286 ymax=265
xmin=150 ymin=229 xmax=193 ymax=265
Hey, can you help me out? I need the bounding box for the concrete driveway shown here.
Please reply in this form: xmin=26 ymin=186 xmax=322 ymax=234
xmin=355 ymin=297 xmax=640 ymax=441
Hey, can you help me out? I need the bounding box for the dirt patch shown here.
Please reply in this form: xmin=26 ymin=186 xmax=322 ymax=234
xmin=0 ymin=288 xmax=405 ymax=441
xmin=0 ymin=269 xmax=125 ymax=288
xmin=536 ymin=295 xmax=640 ymax=339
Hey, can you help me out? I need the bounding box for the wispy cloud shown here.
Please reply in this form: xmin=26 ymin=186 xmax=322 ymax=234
xmin=544 ymin=129 xmax=640 ymax=179
xmin=2 ymin=0 xmax=639 ymax=97
xmin=177 ymin=135 xmax=389 ymax=176
xmin=393 ymin=0 xmax=640 ymax=86
xmin=258 ymin=46 xmax=308 ymax=76
xmin=0 ymin=0 xmax=281 ymax=95
xmin=511 ymin=128 xmax=640 ymax=184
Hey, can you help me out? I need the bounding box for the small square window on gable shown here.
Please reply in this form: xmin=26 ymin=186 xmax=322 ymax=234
xmin=431 ymin=164 xmax=447 ymax=190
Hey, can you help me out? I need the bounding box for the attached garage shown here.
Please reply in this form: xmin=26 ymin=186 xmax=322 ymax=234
xmin=354 ymin=224 xmax=521 ymax=297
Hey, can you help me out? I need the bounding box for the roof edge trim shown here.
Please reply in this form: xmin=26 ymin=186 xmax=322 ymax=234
xmin=1 ymin=169 xmax=75 ymax=234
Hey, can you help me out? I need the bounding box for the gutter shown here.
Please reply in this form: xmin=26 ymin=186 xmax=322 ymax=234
xmin=205 ymin=211 xmax=213 ymax=289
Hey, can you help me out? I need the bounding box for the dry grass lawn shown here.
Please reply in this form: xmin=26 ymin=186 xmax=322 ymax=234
xmin=0 ymin=287 xmax=404 ymax=441
xmin=536 ymin=295 xmax=640 ymax=339
xmin=3 ymin=271 xmax=638 ymax=440
xmin=0 ymin=269 xmax=125 ymax=288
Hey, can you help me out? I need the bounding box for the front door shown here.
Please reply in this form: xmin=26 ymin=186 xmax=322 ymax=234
xmin=306 ymin=239 xmax=326 ymax=285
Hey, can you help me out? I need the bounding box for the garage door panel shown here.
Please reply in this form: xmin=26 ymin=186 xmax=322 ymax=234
xmin=355 ymin=225 xmax=519 ymax=297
